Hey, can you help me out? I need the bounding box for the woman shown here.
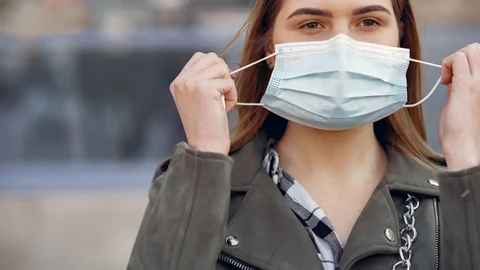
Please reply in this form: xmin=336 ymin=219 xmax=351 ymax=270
xmin=128 ymin=0 xmax=480 ymax=269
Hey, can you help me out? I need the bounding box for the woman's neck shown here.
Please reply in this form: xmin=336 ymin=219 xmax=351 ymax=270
xmin=276 ymin=122 xmax=388 ymax=188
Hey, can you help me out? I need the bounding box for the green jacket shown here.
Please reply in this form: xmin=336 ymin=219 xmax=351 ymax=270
xmin=128 ymin=133 xmax=480 ymax=270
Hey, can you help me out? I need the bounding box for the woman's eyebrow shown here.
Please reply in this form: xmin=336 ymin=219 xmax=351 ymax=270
xmin=352 ymin=5 xmax=392 ymax=16
xmin=287 ymin=8 xmax=333 ymax=19
xmin=287 ymin=5 xmax=392 ymax=20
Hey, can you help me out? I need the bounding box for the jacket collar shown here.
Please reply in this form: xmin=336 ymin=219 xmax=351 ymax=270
xmin=384 ymin=146 xmax=440 ymax=196
xmin=229 ymin=133 xmax=269 ymax=193
xmin=229 ymin=133 xmax=441 ymax=196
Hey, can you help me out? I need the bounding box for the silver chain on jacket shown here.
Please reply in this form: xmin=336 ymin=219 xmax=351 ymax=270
xmin=392 ymin=194 xmax=420 ymax=270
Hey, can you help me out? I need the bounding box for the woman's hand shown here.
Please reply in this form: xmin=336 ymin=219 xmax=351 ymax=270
xmin=170 ymin=52 xmax=237 ymax=155
xmin=439 ymin=43 xmax=480 ymax=171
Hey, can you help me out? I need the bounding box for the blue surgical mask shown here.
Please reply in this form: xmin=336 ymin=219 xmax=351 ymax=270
xmin=230 ymin=34 xmax=442 ymax=130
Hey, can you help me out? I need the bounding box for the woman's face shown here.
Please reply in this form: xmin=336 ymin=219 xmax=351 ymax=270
xmin=271 ymin=0 xmax=400 ymax=47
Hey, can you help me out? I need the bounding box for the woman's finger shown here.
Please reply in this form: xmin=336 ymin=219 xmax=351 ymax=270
xmin=441 ymin=51 xmax=471 ymax=85
xmin=459 ymin=43 xmax=480 ymax=76
xmin=220 ymin=79 xmax=238 ymax=112
xmin=218 ymin=57 xmax=237 ymax=79
xmin=189 ymin=63 xmax=231 ymax=82
xmin=190 ymin=52 xmax=222 ymax=72
xmin=199 ymin=79 xmax=238 ymax=112
xmin=182 ymin=52 xmax=206 ymax=72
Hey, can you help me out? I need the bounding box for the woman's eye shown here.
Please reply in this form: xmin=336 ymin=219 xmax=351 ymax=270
xmin=301 ymin=22 xmax=322 ymax=30
xmin=359 ymin=19 xmax=380 ymax=29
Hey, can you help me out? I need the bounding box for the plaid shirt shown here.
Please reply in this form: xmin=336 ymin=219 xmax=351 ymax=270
xmin=262 ymin=140 xmax=344 ymax=270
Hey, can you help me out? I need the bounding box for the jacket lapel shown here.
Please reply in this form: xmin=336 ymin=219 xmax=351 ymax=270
xmin=340 ymin=147 xmax=441 ymax=269
xmin=338 ymin=183 xmax=400 ymax=269
xmin=223 ymin=134 xmax=324 ymax=270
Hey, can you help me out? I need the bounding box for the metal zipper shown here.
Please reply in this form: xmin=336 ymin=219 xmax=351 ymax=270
xmin=218 ymin=253 xmax=258 ymax=270
xmin=433 ymin=198 xmax=440 ymax=270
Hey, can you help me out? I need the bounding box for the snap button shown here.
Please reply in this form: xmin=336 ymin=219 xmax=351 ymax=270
xmin=428 ymin=179 xmax=439 ymax=187
xmin=385 ymin=228 xmax=395 ymax=242
xmin=226 ymin=236 xmax=240 ymax=247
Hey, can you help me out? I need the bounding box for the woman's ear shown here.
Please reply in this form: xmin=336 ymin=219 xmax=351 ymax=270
xmin=398 ymin=21 xmax=404 ymax=44
xmin=266 ymin=58 xmax=275 ymax=69
xmin=265 ymin=46 xmax=275 ymax=69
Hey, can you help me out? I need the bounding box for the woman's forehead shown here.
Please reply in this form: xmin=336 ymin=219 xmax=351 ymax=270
xmin=278 ymin=0 xmax=395 ymax=15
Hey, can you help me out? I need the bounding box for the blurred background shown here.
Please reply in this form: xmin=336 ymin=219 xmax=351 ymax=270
xmin=0 ymin=0 xmax=479 ymax=269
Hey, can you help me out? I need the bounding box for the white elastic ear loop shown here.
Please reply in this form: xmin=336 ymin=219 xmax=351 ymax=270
xmin=222 ymin=54 xmax=443 ymax=108
xmin=230 ymin=53 xmax=278 ymax=76
xmin=221 ymin=53 xmax=277 ymax=108
xmin=403 ymin=58 xmax=442 ymax=108
xmin=403 ymin=76 xmax=442 ymax=108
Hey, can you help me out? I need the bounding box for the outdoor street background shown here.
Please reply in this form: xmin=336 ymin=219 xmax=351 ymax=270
xmin=0 ymin=0 xmax=479 ymax=269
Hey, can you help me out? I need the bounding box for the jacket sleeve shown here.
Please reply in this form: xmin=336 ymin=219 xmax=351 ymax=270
xmin=127 ymin=142 xmax=234 ymax=270
xmin=439 ymin=165 xmax=480 ymax=270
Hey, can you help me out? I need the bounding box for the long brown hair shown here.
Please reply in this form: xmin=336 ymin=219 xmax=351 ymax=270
xmin=225 ymin=0 xmax=442 ymax=168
